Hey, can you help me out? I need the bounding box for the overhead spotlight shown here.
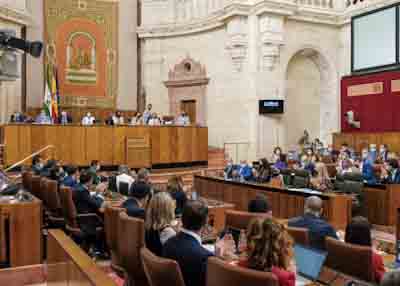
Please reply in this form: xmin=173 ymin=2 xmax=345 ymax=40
xmin=0 ymin=30 xmax=43 ymax=58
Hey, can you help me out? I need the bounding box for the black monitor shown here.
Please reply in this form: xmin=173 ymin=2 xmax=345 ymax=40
xmin=259 ymin=100 xmax=284 ymax=114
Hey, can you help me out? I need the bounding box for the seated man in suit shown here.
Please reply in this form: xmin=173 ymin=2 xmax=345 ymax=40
xmin=130 ymin=168 xmax=151 ymax=194
xmin=61 ymin=165 xmax=79 ymax=188
xmin=381 ymin=159 xmax=400 ymax=184
xmin=35 ymin=110 xmax=52 ymax=124
xmin=163 ymin=200 xmax=214 ymax=286
xmin=59 ymin=111 xmax=72 ymax=124
xmin=73 ymin=171 xmax=104 ymax=214
xmin=288 ymin=196 xmax=338 ymax=250
xmin=31 ymin=155 xmax=44 ymax=175
xmin=81 ymin=112 xmax=95 ymax=125
xmin=122 ymin=177 xmax=151 ymax=219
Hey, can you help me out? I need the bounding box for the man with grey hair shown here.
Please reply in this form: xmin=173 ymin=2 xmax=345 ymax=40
xmin=116 ymin=165 xmax=135 ymax=192
xmin=129 ymin=168 xmax=152 ymax=198
xmin=381 ymin=270 xmax=400 ymax=286
xmin=288 ymin=196 xmax=338 ymax=250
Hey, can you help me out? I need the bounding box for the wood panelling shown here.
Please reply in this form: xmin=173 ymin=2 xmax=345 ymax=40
xmin=0 ymin=196 xmax=42 ymax=267
xmin=333 ymin=132 xmax=400 ymax=154
xmin=194 ymin=176 xmax=352 ymax=230
xmin=2 ymin=125 xmax=208 ymax=167
xmin=364 ymin=184 xmax=400 ymax=226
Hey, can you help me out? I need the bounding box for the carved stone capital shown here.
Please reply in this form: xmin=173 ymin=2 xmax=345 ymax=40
xmin=225 ymin=15 xmax=248 ymax=72
xmin=258 ymin=13 xmax=284 ymax=71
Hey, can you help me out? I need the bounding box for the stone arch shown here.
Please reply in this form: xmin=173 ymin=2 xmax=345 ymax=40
xmin=282 ymin=45 xmax=339 ymax=148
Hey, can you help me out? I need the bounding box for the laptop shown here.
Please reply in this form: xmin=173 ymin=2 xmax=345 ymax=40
xmin=0 ymin=170 xmax=10 ymax=192
xmin=294 ymin=244 xmax=327 ymax=286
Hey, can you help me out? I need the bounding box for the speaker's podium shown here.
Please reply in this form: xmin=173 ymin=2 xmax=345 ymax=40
xmin=126 ymin=136 xmax=151 ymax=168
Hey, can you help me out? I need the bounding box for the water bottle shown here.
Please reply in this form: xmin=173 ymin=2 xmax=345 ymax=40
xmin=238 ymin=229 xmax=247 ymax=254
xmin=224 ymin=232 xmax=236 ymax=256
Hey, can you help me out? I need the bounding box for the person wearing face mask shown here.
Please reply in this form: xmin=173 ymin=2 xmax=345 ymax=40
xmin=224 ymin=159 xmax=238 ymax=179
xmin=381 ymin=159 xmax=400 ymax=184
xmin=254 ymin=158 xmax=272 ymax=183
xmin=82 ymin=112 xmax=95 ymax=125
xmin=88 ymin=160 xmax=101 ymax=184
xmin=238 ymin=160 xmax=253 ymax=181
xmin=273 ymin=154 xmax=288 ymax=171
xmin=378 ymin=144 xmax=389 ymax=163
xmin=176 ymin=111 xmax=190 ymax=126
xmin=62 ymin=165 xmax=80 ymax=188
xmin=32 ymin=155 xmax=44 ymax=175
xmin=361 ymin=149 xmax=377 ymax=184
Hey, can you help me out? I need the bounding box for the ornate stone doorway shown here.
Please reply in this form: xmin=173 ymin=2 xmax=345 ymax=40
xmin=164 ymin=56 xmax=209 ymax=126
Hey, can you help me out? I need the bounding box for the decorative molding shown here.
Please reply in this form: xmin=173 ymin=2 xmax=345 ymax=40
xmin=164 ymin=56 xmax=209 ymax=125
xmin=137 ymin=2 xmax=252 ymax=38
xmin=0 ymin=6 xmax=33 ymax=26
xmin=258 ymin=13 xmax=284 ymax=71
xmin=164 ymin=55 xmax=209 ymax=86
xmin=347 ymin=82 xmax=383 ymax=97
xmin=225 ymin=16 xmax=248 ymax=72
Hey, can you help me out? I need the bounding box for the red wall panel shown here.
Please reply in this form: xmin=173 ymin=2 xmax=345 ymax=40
xmin=341 ymin=70 xmax=400 ymax=133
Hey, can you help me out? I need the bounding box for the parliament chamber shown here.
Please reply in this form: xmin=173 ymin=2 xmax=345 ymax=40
xmin=2 ymin=0 xmax=400 ymax=285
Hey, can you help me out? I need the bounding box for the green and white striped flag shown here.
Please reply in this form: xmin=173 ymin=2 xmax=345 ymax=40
xmin=43 ymin=80 xmax=52 ymax=118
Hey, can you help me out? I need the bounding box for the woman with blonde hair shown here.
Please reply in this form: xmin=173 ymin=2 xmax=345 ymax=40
xmin=240 ymin=218 xmax=296 ymax=286
xmin=145 ymin=192 xmax=177 ymax=256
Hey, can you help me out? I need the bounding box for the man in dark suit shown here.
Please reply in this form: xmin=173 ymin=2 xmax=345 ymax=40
xmin=288 ymin=196 xmax=338 ymax=250
xmin=73 ymin=171 xmax=104 ymax=214
xmin=122 ymin=180 xmax=151 ymax=219
xmin=31 ymin=155 xmax=43 ymax=175
xmin=381 ymin=159 xmax=400 ymax=184
xmin=61 ymin=165 xmax=79 ymax=188
xmin=163 ymin=200 xmax=214 ymax=286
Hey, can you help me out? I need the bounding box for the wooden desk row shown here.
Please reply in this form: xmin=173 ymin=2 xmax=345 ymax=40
xmin=0 ymin=230 xmax=116 ymax=285
xmin=194 ymin=176 xmax=352 ymax=230
xmin=0 ymin=195 xmax=42 ymax=267
xmin=0 ymin=124 xmax=208 ymax=167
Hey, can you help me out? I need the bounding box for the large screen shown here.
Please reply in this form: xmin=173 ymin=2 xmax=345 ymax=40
xmin=352 ymin=5 xmax=398 ymax=73
xmin=259 ymin=100 xmax=284 ymax=114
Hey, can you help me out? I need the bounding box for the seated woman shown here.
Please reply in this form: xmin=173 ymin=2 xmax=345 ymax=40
xmin=254 ymin=158 xmax=272 ymax=183
xmin=145 ymin=192 xmax=177 ymax=256
xmin=271 ymin=147 xmax=283 ymax=163
xmin=273 ymin=154 xmax=288 ymax=171
xmin=240 ymin=218 xmax=295 ymax=286
xmin=345 ymin=216 xmax=385 ymax=283
xmin=167 ymin=175 xmax=187 ymax=216
xmin=310 ymin=155 xmax=332 ymax=192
